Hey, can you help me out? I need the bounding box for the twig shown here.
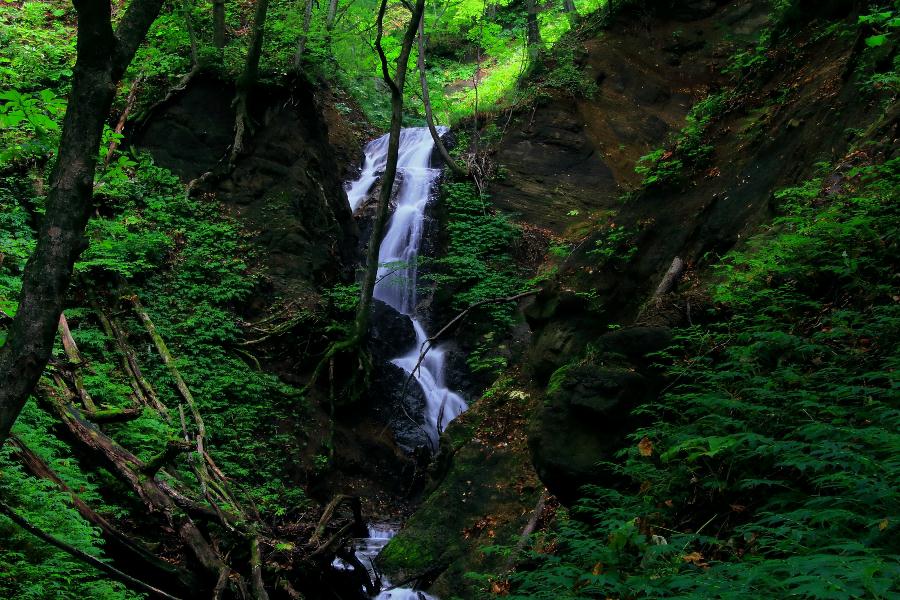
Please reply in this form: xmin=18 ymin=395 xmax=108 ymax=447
xmin=397 ymin=290 xmax=539 ymax=413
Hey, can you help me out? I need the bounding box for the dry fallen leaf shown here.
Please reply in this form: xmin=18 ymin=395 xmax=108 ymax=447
xmin=592 ymin=562 xmax=603 ymax=575
xmin=683 ymin=552 xmax=705 ymax=565
xmin=638 ymin=436 xmax=654 ymax=457
xmin=491 ymin=580 xmax=510 ymax=595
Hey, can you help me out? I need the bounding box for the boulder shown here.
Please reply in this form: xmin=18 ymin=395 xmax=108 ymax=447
xmin=529 ymin=364 xmax=650 ymax=504
xmin=528 ymin=326 xmax=672 ymax=503
xmin=367 ymin=299 xmax=417 ymax=364
xmin=369 ymin=362 xmax=431 ymax=453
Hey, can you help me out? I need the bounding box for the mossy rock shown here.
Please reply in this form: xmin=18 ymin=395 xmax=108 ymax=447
xmin=378 ymin=386 xmax=542 ymax=598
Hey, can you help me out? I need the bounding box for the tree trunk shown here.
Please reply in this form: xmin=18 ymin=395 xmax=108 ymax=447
xmin=417 ymin=14 xmax=468 ymax=178
xmin=292 ymin=0 xmax=315 ymax=70
xmin=563 ymin=0 xmax=578 ymax=26
xmin=354 ymin=0 xmax=427 ymax=340
xmin=213 ymin=0 xmax=226 ymax=48
xmin=0 ymin=0 xmax=165 ymax=441
xmin=326 ymin=0 xmax=338 ymax=29
xmin=525 ymin=0 xmax=542 ymax=61
xmin=232 ymin=0 xmax=271 ymax=160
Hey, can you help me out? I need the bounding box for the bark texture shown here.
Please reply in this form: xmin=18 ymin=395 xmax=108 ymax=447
xmin=232 ymin=0 xmax=271 ymax=159
xmin=292 ymin=0 xmax=316 ymax=70
xmin=213 ymin=0 xmax=226 ymax=48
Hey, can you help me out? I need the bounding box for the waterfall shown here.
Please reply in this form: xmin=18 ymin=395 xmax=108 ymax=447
xmin=346 ymin=127 xmax=467 ymax=446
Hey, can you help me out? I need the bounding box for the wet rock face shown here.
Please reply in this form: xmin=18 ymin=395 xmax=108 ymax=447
xmin=529 ymin=326 xmax=672 ymax=504
xmin=366 ymin=300 xmax=432 ymax=452
xmin=134 ymin=74 xmax=357 ymax=293
xmin=491 ymin=104 xmax=617 ymax=233
xmin=368 ymin=299 xmax=417 ymax=362
xmin=370 ymin=362 xmax=431 ymax=453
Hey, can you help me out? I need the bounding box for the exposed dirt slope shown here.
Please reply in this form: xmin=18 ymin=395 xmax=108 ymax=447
xmin=491 ymin=0 xmax=769 ymax=233
xmin=134 ymin=75 xmax=357 ymax=299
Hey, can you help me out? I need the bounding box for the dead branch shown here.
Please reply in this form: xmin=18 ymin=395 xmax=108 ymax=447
xmin=309 ymin=494 xmax=365 ymax=546
xmin=35 ymin=382 xmax=232 ymax=582
xmin=96 ymin=310 xmax=169 ymax=418
xmin=57 ymin=313 xmax=97 ymax=412
xmin=250 ymin=537 xmax=271 ymax=600
xmin=653 ymin=256 xmax=685 ymax=297
xmin=104 ymin=74 xmax=144 ymax=167
xmin=141 ymin=438 xmax=194 ymax=476
xmin=504 ymin=489 xmax=548 ymax=571
xmin=417 ymin=14 xmax=468 ymax=178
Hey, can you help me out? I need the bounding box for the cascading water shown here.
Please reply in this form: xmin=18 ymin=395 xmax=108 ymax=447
xmin=346 ymin=127 xmax=467 ymax=446
xmin=339 ymin=127 xmax=466 ymax=599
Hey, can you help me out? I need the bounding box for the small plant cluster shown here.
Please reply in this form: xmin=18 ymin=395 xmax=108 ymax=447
xmin=425 ymin=181 xmax=527 ymax=373
xmin=477 ymin=154 xmax=900 ymax=598
xmin=588 ymin=221 xmax=639 ymax=268
xmin=856 ymin=4 xmax=900 ymax=98
xmin=635 ymin=91 xmax=732 ymax=189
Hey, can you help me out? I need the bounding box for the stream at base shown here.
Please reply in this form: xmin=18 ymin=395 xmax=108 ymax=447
xmin=341 ymin=128 xmax=466 ymax=598
xmin=334 ymin=525 xmax=437 ymax=600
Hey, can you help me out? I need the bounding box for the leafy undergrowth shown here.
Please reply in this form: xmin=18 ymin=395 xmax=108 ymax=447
xmin=479 ymin=152 xmax=900 ymax=598
xmin=425 ymin=181 xmax=533 ymax=375
xmin=0 ymin=153 xmax=319 ymax=596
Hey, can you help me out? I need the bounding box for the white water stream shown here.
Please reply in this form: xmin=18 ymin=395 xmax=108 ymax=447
xmin=346 ymin=127 xmax=467 ymax=446
xmin=340 ymin=128 xmax=465 ymax=598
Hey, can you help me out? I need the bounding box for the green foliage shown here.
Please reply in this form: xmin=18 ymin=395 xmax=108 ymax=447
xmin=0 ymin=1 xmax=75 ymax=91
xmin=0 ymin=402 xmax=139 ymax=600
xmin=0 ymin=177 xmax=37 ymax=319
xmin=635 ymin=91 xmax=730 ymax=189
xmin=424 ymin=182 xmax=526 ymax=373
xmin=856 ymin=4 xmax=900 ymax=97
xmin=101 ymin=159 xmax=312 ymax=515
xmin=520 ymin=39 xmax=598 ymax=105
xmin=0 ymin=89 xmax=67 ymax=165
xmin=484 ymin=157 xmax=900 ymax=598
xmin=588 ymin=222 xmax=638 ymax=267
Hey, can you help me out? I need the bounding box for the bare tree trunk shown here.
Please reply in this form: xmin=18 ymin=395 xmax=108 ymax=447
xmin=525 ymin=0 xmax=542 ymax=61
xmin=57 ymin=313 xmax=97 ymax=412
xmin=355 ymin=0 xmax=426 ymax=339
xmin=0 ymin=0 xmax=165 ymax=441
xmin=181 ymin=0 xmax=200 ymax=66
xmin=563 ymin=0 xmax=578 ymax=26
xmin=232 ymin=0 xmax=270 ymax=160
xmin=326 ymin=0 xmax=338 ymax=29
xmin=104 ymin=74 xmax=144 ymax=167
xmin=213 ymin=0 xmax=226 ymax=48
xmin=417 ymin=14 xmax=468 ymax=177
xmin=292 ymin=0 xmax=315 ymax=70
